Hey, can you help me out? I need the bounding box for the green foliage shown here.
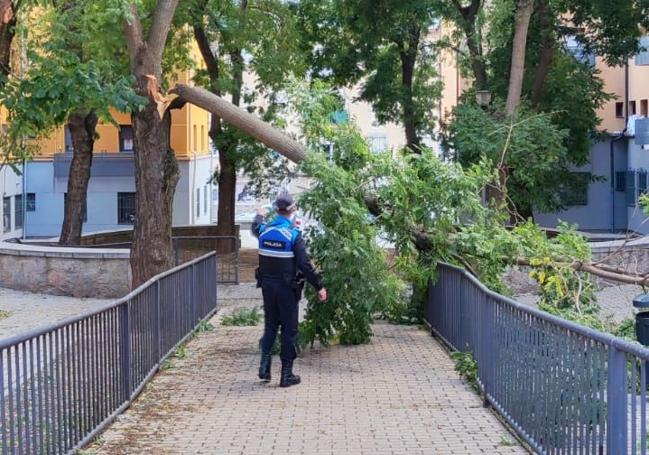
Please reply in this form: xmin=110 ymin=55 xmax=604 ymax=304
xmin=1 ymin=1 xmax=145 ymax=142
xmin=0 ymin=310 xmax=11 ymax=321
xmin=221 ymin=307 xmax=262 ymax=326
xmin=447 ymin=101 xmax=579 ymax=215
xmin=451 ymin=350 xmax=479 ymax=392
xmin=297 ymin=0 xmax=444 ymax=144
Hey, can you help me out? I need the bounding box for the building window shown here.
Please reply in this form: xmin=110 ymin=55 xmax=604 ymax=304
xmin=616 ymin=102 xmax=624 ymax=118
xmin=119 ymin=125 xmax=134 ymax=152
xmin=26 ymin=193 xmax=36 ymax=212
xmin=635 ymin=36 xmax=649 ymax=66
xmin=201 ymin=125 xmax=205 ymax=151
xmin=14 ymin=195 xmax=23 ymax=229
xmin=367 ymin=135 xmax=388 ymax=153
xmin=196 ymin=188 xmax=201 ymax=218
xmin=630 ymin=101 xmax=637 ymax=116
xmin=626 ymin=170 xmax=637 ymax=206
xmin=64 ymin=126 xmax=74 ymax=153
xmin=193 ymin=125 xmax=197 ymax=152
xmin=3 ymin=197 xmax=11 ymax=233
xmin=615 ymin=171 xmax=626 ymax=192
xmin=64 ymin=193 xmax=88 ymax=222
xmin=642 ymin=100 xmax=648 ymax=117
xmin=117 ymin=192 xmax=136 ymax=224
xmin=559 ymin=172 xmax=589 ymax=206
xmin=204 ymin=185 xmax=208 ymax=214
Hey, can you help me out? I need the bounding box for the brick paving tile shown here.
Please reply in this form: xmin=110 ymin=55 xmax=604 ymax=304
xmin=89 ymin=284 xmax=528 ymax=455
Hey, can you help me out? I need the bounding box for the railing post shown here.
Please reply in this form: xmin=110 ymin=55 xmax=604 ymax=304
xmin=191 ymin=263 xmax=197 ymax=325
xmin=480 ymin=292 xmax=492 ymax=407
xmin=607 ymin=346 xmax=628 ymax=454
xmin=155 ymin=281 xmax=161 ymax=361
xmin=119 ymin=302 xmax=131 ymax=402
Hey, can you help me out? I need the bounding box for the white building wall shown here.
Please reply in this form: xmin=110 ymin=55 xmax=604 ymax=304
xmin=26 ymin=156 xmax=214 ymax=238
xmin=0 ymin=164 xmax=24 ymax=240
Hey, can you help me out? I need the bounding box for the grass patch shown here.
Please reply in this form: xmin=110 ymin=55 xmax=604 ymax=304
xmin=222 ymin=307 xmax=262 ymax=326
xmin=450 ymin=350 xmax=479 ymax=392
xmin=499 ymin=436 xmax=516 ymax=447
xmin=0 ymin=310 xmax=11 ymax=321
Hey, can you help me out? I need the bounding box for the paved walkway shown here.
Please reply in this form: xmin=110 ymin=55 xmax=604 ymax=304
xmin=0 ymin=287 xmax=111 ymax=339
xmin=89 ymin=285 xmax=526 ymax=455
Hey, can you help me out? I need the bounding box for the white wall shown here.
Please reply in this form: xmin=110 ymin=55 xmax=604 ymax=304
xmin=26 ymin=157 xmax=214 ymax=238
xmin=1 ymin=164 xmax=24 ymax=240
xmin=174 ymin=156 xmax=214 ymax=226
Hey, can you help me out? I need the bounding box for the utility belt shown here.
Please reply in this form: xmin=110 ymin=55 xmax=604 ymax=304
xmin=255 ymin=268 xmax=305 ymax=299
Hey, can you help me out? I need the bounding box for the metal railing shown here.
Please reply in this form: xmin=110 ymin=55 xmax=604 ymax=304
xmin=82 ymin=235 xmax=239 ymax=285
xmin=0 ymin=253 xmax=218 ymax=454
xmin=426 ymin=263 xmax=649 ymax=455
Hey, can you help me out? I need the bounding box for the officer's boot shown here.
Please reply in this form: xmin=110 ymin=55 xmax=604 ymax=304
xmin=279 ymin=360 xmax=301 ymax=387
xmin=258 ymin=353 xmax=272 ymax=381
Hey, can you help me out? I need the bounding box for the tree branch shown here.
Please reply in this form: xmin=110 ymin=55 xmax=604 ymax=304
xmin=193 ymin=25 xmax=220 ymax=90
xmin=146 ymin=0 xmax=180 ymax=69
xmin=171 ymin=84 xmax=307 ymax=163
xmin=123 ymin=2 xmax=145 ymax=71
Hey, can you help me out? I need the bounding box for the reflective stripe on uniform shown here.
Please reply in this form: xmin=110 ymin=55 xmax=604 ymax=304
xmin=259 ymin=249 xmax=295 ymax=258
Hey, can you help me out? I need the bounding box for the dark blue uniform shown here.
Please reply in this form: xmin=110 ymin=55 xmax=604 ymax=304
xmin=252 ymin=214 xmax=322 ymax=362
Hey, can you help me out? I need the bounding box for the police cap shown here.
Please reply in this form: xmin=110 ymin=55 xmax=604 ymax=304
xmin=274 ymin=192 xmax=296 ymax=211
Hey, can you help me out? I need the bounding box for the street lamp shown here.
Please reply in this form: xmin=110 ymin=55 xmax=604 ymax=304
xmin=475 ymin=90 xmax=492 ymax=107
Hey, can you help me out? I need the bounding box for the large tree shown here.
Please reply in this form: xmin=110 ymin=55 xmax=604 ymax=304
xmin=443 ymin=0 xmax=649 ymax=216
xmin=2 ymin=1 xmax=142 ymax=245
xmin=186 ymin=0 xmax=302 ymax=235
xmin=121 ymin=0 xmax=182 ymax=286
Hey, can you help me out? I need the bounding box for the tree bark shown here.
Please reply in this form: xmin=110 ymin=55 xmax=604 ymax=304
xmin=123 ymin=0 xmax=180 ymax=287
xmin=0 ymin=0 xmax=16 ymax=80
xmin=529 ymin=0 xmax=555 ymax=106
xmin=59 ymin=111 xmax=98 ymax=245
xmin=400 ymin=36 xmax=421 ymax=150
xmin=451 ymin=0 xmax=488 ymax=89
xmin=505 ymin=0 xmax=535 ymax=115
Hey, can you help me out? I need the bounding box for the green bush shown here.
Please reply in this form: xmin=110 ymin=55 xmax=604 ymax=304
xmin=221 ymin=307 xmax=262 ymax=326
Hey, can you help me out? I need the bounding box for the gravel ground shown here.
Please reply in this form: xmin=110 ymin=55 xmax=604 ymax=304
xmin=517 ymin=284 xmax=644 ymax=323
xmin=0 ymin=287 xmax=111 ymax=340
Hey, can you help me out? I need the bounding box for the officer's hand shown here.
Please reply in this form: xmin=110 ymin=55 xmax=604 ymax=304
xmin=256 ymin=207 xmax=268 ymax=217
xmin=318 ymin=288 xmax=328 ymax=302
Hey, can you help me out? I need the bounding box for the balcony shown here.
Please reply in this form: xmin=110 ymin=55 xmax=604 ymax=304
xmin=53 ymin=151 xmax=135 ymax=178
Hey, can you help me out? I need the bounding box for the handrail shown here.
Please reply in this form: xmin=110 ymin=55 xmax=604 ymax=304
xmin=427 ymin=262 xmax=649 ymax=454
xmin=0 ymin=252 xmax=216 ymax=350
xmin=0 ymin=252 xmax=219 ymax=455
xmin=440 ymin=262 xmax=649 ymax=359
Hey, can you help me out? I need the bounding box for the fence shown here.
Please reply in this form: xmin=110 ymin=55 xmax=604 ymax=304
xmin=84 ymin=236 xmax=239 ymax=285
xmin=426 ymin=263 xmax=649 ymax=455
xmin=0 ymin=252 xmax=218 ymax=455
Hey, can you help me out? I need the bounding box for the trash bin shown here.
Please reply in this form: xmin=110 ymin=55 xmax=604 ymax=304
xmin=633 ymin=294 xmax=649 ymax=346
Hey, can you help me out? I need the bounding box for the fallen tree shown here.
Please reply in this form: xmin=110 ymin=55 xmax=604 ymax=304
xmin=171 ymin=80 xmax=644 ymax=344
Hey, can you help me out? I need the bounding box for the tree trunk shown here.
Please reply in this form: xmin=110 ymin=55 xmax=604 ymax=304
xmin=0 ymin=0 xmax=16 ymax=80
xmin=123 ymin=0 xmax=180 ymax=287
xmin=400 ymin=33 xmax=421 ymax=150
xmin=452 ymin=0 xmax=488 ymax=89
xmin=505 ymin=0 xmax=535 ymax=115
xmin=59 ymin=111 xmax=97 ymax=245
xmin=216 ymin=144 xmax=236 ymax=235
xmin=131 ymin=98 xmax=179 ymax=287
xmin=530 ymin=0 xmax=555 ymax=106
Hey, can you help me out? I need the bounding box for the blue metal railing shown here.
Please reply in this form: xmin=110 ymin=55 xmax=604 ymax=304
xmin=426 ymin=263 xmax=649 ymax=455
xmin=0 ymin=252 xmax=218 ymax=454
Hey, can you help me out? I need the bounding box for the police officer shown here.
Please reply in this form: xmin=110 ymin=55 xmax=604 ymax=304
xmin=252 ymin=192 xmax=327 ymax=387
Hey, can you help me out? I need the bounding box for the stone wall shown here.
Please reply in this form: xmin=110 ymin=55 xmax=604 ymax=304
xmin=0 ymin=242 xmax=130 ymax=298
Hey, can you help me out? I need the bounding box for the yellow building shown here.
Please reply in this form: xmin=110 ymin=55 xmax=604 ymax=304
xmin=20 ymin=43 xmax=214 ymax=237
